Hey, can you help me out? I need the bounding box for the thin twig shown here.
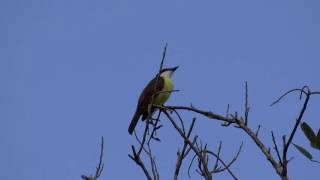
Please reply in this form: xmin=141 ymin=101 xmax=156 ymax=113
xmin=147 ymin=144 xmax=159 ymax=180
xmin=148 ymin=110 xmax=162 ymax=144
xmin=137 ymin=121 xmax=150 ymax=155
xmin=208 ymin=143 xmax=243 ymax=180
xmin=244 ymin=81 xmax=250 ymax=126
xmin=270 ymin=88 xmax=308 ymax=106
xmin=163 ymin=110 xmax=212 ymax=180
xmin=212 ymin=142 xmax=243 ymax=174
xmin=213 ymin=142 xmax=222 ymax=171
xmin=255 ymin=125 xmax=261 ymax=137
xmin=174 ymin=118 xmax=196 ymax=180
xmin=128 ymin=146 xmax=152 ymax=180
xmin=271 ymin=131 xmax=283 ymax=165
xmin=172 ymin=109 xmax=186 ymax=134
xmin=81 ymin=136 xmax=105 ymax=180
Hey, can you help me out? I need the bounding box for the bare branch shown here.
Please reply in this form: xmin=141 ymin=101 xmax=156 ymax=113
xmin=271 ymin=131 xmax=282 ymax=165
xmin=270 ymin=88 xmax=308 ymax=106
xmin=207 ymin=143 xmax=243 ymax=180
xmin=157 ymin=104 xmax=283 ymax=177
xmin=81 ymin=136 xmax=105 ymax=180
xmin=283 ymin=91 xmax=310 ymax=154
xmin=148 ymin=110 xmax=162 ymax=144
xmin=159 ymin=105 xmax=238 ymax=124
xmin=147 ymin=144 xmax=160 ymax=180
xmin=163 ymin=110 xmax=212 ymax=180
xmin=174 ymin=118 xmax=196 ymax=180
xmin=172 ymin=109 xmax=186 ymax=134
xmin=244 ymin=81 xmax=250 ymax=126
xmin=208 ymin=141 xmax=243 ymax=180
xmin=213 ymin=142 xmax=222 ymax=171
xmin=129 ymin=146 xmax=152 ymax=180
xmin=159 ymin=43 xmax=167 ymax=71
xmin=137 ymin=120 xmax=150 ymax=155
xmin=255 ymin=125 xmax=261 ymax=137
xmin=310 ymin=91 xmax=320 ymax=95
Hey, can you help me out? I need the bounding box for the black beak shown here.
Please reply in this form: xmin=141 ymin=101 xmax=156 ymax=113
xmin=171 ymin=66 xmax=179 ymax=72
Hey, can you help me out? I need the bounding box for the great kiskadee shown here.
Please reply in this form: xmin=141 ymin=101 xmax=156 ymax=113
xmin=128 ymin=66 xmax=178 ymax=134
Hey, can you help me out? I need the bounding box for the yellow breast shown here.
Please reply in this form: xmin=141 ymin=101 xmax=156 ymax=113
xmin=153 ymin=77 xmax=174 ymax=105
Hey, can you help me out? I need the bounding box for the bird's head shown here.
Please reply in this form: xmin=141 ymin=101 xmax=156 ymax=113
xmin=159 ymin=66 xmax=178 ymax=78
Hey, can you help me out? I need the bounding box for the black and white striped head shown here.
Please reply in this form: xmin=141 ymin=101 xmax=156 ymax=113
xmin=159 ymin=66 xmax=178 ymax=78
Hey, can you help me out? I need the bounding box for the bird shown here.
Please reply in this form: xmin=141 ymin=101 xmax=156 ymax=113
xmin=128 ymin=66 xmax=178 ymax=134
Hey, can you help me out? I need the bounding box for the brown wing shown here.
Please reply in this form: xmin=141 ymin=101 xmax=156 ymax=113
xmin=137 ymin=76 xmax=164 ymax=119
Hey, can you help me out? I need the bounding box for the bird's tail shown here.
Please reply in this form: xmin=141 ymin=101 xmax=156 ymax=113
xmin=128 ymin=110 xmax=140 ymax=134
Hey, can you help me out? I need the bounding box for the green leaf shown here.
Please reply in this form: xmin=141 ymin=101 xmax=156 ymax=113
xmin=315 ymin=129 xmax=320 ymax=150
xmin=301 ymin=122 xmax=316 ymax=143
xmin=311 ymin=140 xmax=319 ymax=149
xmin=293 ymin=143 xmax=313 ymax=160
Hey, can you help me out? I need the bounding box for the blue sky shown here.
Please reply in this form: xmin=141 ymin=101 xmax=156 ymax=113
xmin=1 ymin=0 xmax=320 ymax=179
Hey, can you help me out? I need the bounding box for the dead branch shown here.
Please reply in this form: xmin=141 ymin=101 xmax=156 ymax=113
xmin=159 ymin=103 xmax=282 ymax=175
xmin=163 ymin=110 xmax=212 ymax=179
xmin=174 ymin=118 xmax=196 ymax=180
xmin=163 ymin=110 xmax=240 ymax=180
xmin=129 ymin=146 xmax=152 ymax=180
xmin=81 ymin=136 xmax=105 ymax=180
xmin=210 ymin=142 xmax=243 ymax=176
xmin=244 ymin=81 xmax=250 ymax=126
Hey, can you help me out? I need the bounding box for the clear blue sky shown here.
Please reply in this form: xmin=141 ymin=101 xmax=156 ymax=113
xmin=1 ymin=0 xmax=320 ymax=179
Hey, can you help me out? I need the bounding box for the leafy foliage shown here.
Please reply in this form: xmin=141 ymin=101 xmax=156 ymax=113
xmin=293 ymin=122 xmax=320 ymax=164
xmin=301 ymin=122 xmax=320 ymax=150
xmin=293 ymin=143 xmax=313 ymax=160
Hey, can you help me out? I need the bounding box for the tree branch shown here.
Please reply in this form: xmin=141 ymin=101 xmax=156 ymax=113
xmin=81 ymin=136 xmax=105 ymax=180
